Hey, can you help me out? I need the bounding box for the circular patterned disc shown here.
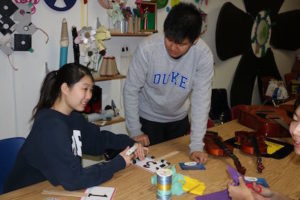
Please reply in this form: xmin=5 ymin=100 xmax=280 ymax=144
xmin=251 ymin=10 xmax=271 ymax=58
xmin=44 ymin=0 xmax=76 ymax=11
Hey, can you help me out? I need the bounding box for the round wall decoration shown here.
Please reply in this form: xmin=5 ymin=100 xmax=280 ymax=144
xmin=215 ymin=0 xmax=300 ymax=106
xmin=157 ymin=0 xmax=168 ymax=9
xmin=251 ymin=10 xmax=271 ymax=58
xmin=44 ymin=0 xmax=76 ymax=11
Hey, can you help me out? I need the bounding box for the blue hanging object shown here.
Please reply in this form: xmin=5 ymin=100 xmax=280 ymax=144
xmin=44 ymin=0 xmax=77 ymax=12
xmin=59 ymin=18 xmax=69 ymax=67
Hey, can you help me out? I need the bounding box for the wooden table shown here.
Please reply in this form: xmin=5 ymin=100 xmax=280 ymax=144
xmin=1 ymin=120 xmax=300 ymax=200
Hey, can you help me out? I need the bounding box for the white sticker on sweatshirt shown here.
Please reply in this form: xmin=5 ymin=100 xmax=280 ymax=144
xmin=72 ymin=130 xmax=82 ymax=157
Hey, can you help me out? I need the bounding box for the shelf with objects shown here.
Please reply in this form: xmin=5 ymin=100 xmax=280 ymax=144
xmin=92 ymin=115 xmax=125 ymax=127
xmin=110 ymin=32 xmax=153 ymax=37
xmin=93 ymin=55 xmax=126 ymax=81
xmin=89 ymin=50 xmax=127 ymax=127
xmin=107 ymin=1 xmax=157 ymax=35
xmin=84 ymin=96 xmax=124 ymax=127
xmin=93 ymin=74 xmax=126 ymax=82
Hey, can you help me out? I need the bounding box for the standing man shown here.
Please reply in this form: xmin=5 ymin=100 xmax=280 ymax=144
xmin=123 ymin=3 xmax=214 ymax=163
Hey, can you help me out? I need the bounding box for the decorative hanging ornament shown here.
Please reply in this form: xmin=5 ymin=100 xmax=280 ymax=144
xmin=13 ymin=3 xmax=49 ymax=44
xmin=0 ymin=0 xmax=48 ymax=70
xmin=13 ymin=3 xmax=32 ymax=24
xmin=0 ymin=33 xmax=18 ymax=70
xmin=44 ymin=0 xmax=76 ymax=11
xmin=14 ymin=0 xmax=40 ymax=14
xmin=13 ymin=34 xmax=32 ymax=51
xmin=97 ymin=0 xmax=113 ymax=9
xmin=95 ymin=19 xmax=111 ymax=52
xmin=251 ymin=10 xmax=272 ymax=58
xmin=0 ymin=0 xmax=19 ymax=17
xmin=107 ymin=3 xmax=124 ymax=25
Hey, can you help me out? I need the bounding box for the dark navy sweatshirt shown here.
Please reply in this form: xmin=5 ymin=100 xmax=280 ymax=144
xmin=4 ymin=109 xmax=134 ymax=193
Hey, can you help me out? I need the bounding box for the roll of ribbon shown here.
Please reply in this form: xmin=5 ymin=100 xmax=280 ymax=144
xmin=156 ymin=168 xmax=172 ymax=200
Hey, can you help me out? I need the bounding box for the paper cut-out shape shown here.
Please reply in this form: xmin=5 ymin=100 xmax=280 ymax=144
xmin=0 ymin=0 xmax=18 ymax=17
xmin=0 ymin=33 xmax=13 ymax=55
xmin=0 ymin=1 xmax=48 ymax=70
xmin=134 ymin=156 xmax=170 ymax=173
xmin=0 ymin=16 xmax=15 ymax=35
xmin=81 ymin=186 xmax=116 ymax=200
xmin=14 ymin=0 xmax=40 ymax=14
xmin=13 ymin=3 xmax=32 ymax=23
xmin=15 ymin=21 xmax=37 ymax=34
xmin=14 ymin=34 xmax=31 ymax=51
xmin=182 ymin=176 xmax=206 ymax=195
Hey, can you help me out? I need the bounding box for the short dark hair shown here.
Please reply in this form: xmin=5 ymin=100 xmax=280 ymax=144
xmin=164 ymin=3 xmax=202 ymax=44
xmin=31 ymin=63 xmax=93 ymax=120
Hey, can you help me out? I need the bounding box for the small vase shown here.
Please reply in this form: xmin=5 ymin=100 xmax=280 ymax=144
xmin=127 ymin=17 xmax=133 ymax=33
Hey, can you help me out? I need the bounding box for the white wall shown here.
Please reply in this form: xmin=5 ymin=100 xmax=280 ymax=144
xmin=0 ymin=0 xmax=299 ymax=139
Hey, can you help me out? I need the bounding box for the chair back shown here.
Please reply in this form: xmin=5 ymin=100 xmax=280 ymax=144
xmin=0 ymin=137 xmax=25 ymax=194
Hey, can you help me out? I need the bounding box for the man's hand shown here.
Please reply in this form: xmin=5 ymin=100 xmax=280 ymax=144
xmin=190 ymin=151 xmax=208 ymax=163
xmin=134 ymin=143 xmax=149 ymax=160
xmin=133 ymin=133 xmax=150 ymax=146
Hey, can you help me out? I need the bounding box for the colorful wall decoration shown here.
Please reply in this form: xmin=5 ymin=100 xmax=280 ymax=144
xmin=0 ymin=0 xmax=48 ymax=70
xmin=215 ymin=0 xmax=300 ymax=106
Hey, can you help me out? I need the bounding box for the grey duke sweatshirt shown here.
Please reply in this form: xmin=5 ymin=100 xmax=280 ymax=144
xmin=124 ymin=34 xmax=214 ymax=152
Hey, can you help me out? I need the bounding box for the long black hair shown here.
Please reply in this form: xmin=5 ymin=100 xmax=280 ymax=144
xmin=164 ymin=2 xmax=202 ymax=44
xmin=31 ymin=63 xmax=93 ymax=120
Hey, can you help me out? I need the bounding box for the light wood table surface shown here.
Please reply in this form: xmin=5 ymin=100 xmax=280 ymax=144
xmin=1 ymin=120 xmax=299 ymax=200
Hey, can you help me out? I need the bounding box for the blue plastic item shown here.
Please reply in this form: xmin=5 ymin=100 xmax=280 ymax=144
xmin=179 ymin=162 xmax=205 ymax=170
xmin=0 ymin=137 xmax=25 ymax=194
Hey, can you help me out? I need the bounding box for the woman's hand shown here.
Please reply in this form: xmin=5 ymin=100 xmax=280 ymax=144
xmin=228 ymin=177 xmax=279 ymax=200
xmin=120 ymin=146 xmax=134 ymax=167
xmin=251 ymin=182 xmax=276 ymax=200
xmin=228 ymin=177 xmax=254 ymax=200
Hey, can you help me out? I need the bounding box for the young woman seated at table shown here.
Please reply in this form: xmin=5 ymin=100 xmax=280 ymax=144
xmin=4 ymin=63 xmax=147 ymax=193
xmin=227 ymin=98 xmax=300 ymax=200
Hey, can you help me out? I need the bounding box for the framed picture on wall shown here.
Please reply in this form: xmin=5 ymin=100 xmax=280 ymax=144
xmin=139 ymin=2 xmax=157 ymax=32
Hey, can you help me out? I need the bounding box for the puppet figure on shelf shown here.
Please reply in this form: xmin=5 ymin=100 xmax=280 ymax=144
xmin=74 ymin=18 xmax=111 ymax=72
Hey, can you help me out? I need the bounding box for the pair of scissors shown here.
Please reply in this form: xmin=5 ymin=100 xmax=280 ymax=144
xmin=246 ymin=182 xmax=262 ymax=193
xmin=227 ymin=164 xmax=263 ymax=194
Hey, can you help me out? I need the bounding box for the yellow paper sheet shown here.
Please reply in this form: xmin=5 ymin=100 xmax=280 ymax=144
xmin=265 ymin=140 xmax=284 ymax=154
xmin=181 ymin=176 xmax=206 ymax=195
